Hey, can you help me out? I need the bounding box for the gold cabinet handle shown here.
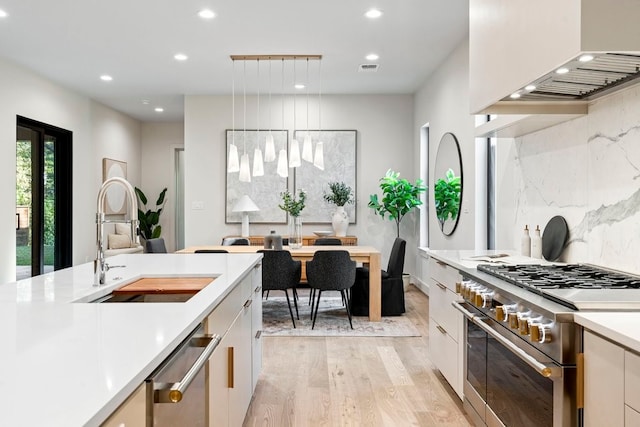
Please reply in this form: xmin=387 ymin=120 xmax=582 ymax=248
xmin=254 ymin=286 xmax=262 ymax=293
xmin=255 ymin=330 xmax=262 ymax=339
xmin=436 ymin=282 xmax=446 ymax=290
xmin=436 ymin=325 xmax=447 ymax=335
xmin=228 ymin=347 xmax=234 ymax=388
xmin=577 ymin=352 xmax=584 ymax=409
xmin=244 ymin=299 xmax=253 ymax=308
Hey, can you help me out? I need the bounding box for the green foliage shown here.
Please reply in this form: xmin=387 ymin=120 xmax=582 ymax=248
xmin=16 ymin=245 xmax=54 ymax=266
xmin=135 ymin=187 xmax=167 ymax=240
xmin=279 ymin=189 xmax=306 ymax=217
xmin=323 ymin=181 xmax=354 ymax=207
xmin=368 ymin=170 xmax=426 ymax=238
xmin=434 ymin=168 xmax=461 ymax=228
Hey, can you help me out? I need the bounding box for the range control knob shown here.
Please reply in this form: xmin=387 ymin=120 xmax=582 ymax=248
xmin=530 ymin=324 xmax=553 ymax=344
xmin=474 ymin=291 xmax=494 ymax=308
xmin=518 ymin=315 xmax=530 ymax=335
xmin=455 ymin=282 xmax=462 ymax=294
xmin=495 ymin=305 xmax=506 ymax=321
xmin=508 ymin=312 xmax=519 ymax=329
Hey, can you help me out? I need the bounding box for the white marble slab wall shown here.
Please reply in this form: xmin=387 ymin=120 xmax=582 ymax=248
xmin=497 ymin=83 xmax=640 ymax=274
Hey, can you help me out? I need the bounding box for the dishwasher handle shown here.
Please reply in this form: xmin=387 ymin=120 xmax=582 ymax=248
xmin=154 ymin=334 xmax=222 ymax=403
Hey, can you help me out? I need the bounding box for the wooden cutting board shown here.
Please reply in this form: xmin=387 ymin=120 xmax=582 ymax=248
xmin=112 ymin=277 xmax=215 ymax=295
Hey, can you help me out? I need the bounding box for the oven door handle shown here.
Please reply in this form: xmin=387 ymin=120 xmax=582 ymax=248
xmin=452 ymin=301 xmax=562 ymax=379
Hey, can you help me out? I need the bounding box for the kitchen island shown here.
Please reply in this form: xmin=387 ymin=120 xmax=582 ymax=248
xmin=0 ymin=252 xmax=262 ymax=426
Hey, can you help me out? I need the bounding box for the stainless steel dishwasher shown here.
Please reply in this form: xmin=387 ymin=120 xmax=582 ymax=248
xmin=146 ymin=323 xmax=221 ymax=426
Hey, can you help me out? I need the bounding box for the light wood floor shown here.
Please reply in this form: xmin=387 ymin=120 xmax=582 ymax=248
xmin=243 ymin=286 xmax=473 ymax=426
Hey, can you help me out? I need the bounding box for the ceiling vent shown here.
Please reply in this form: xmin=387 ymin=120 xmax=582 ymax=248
xmin=358 ymin=64 xmax=379 ymax=73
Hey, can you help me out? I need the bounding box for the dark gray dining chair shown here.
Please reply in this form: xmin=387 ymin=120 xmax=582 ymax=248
xmin=221 ymin=237 xmax=250 ymax=246
xmin=350 ymin=238 xmax=406 ymax=316
xmin=194 ymin=249 xmax=229 ymax=253
xmin=145 ymin=237 xmax=167 ymax=253
xmin=313 ymin=238 xmax=343 ymax=245
xmin=306 ymin=250 xmax=356 ymax=329
xmin=258 ymin=250 xmax=301 ymax=328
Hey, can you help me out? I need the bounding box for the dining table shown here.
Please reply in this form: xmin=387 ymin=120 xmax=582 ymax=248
xmin=177 ymin=245 xmax=382 ymax=321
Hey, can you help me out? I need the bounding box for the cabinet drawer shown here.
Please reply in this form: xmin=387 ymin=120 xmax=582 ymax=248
xmin=626 ymin=405 xmax=640 ymax=427
xmin=626 ymin=350 xmax=640 ymax=410
xmin=429 ymin=279 xmax=459 ymax=342
xmin=429 ymin=320 xmax=459 ymax=395
xmin=428 ymin=257 xmax=460 ymax=292
xmin=206 ymin=275 xmax=252 ymax=337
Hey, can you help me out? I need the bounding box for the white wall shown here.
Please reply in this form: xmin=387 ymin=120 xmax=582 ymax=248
xmin=141 ymin=122 xmax=184 ymax=252
xmin=183 ymin=94 xmax=417 ymax=273
xmin=414 ymin=39 xmax=477 ymax=251
xmin=0 ymin=57 xmax=141 ymax=283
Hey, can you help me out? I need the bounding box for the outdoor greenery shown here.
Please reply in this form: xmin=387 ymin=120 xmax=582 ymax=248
xmin=323 ymin=181 xmax=354 ymax=207
xmin=368 ymin=169 xmax=426 ymax=238
xmin=279 ymin=189 xmax=306 ymax=217
xmin=135 ymin=187 xmax=167 ymax=240
xmin=16 ymin=245 xmax=54 ymax=265
xmin=434 ymin=168 xmax=462 ymax=229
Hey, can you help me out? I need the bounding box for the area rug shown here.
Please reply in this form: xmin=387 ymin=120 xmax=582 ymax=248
xmin=261 ymin=292 xmax=421 ymax=337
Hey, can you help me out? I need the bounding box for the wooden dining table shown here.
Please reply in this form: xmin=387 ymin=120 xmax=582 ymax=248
xmin=178 ymin=245 xmax=383 ymax=321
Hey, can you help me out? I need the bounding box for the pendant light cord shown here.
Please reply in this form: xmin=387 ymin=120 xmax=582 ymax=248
xmin=306 ymin=58 xmax=310 ymax=134
xmin=256 ymin=59 xmax=260 ymax=134
xmin=232 ymin=60 xmax=235 ymax=145
xmin=243 ymin=60 xmax=246 ymax=153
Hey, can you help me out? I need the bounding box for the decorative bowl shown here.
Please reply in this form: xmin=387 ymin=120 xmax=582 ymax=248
xmin=313 ymin=230 xmax=332 ymax=237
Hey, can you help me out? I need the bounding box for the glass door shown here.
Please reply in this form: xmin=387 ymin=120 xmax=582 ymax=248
xmin=16 ymin=117 xmax=72 ymax=280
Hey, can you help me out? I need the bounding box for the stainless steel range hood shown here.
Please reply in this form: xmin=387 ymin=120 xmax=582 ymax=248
xmin=500 ymin=52 xmax=640 ymax=103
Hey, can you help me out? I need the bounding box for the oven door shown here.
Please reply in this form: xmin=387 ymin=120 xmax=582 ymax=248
xmin=454 ymin=301 xmax=577 ymax=427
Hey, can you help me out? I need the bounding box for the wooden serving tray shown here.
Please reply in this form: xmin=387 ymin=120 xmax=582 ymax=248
xmin=112 ymin=277 xmax=215 ymax=295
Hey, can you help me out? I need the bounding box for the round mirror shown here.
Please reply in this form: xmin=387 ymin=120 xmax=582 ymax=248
xmin=434 ymin=132 xmax=463 ymax=236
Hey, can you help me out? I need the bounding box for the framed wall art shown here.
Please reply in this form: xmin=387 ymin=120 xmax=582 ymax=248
xmin=293 ymin=129 xmax=357 ymax=224
xmin=225 ymin=129 xmax=289 ymax=224
xmin=102 ymin=158 xmax=128 ymax=215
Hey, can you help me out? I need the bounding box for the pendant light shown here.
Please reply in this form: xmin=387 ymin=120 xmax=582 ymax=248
xmin=314 ymin=58 xmax=325 ymax=170
xmin=253 ymin=59 xmax=264 ymax=177
xmin=238 ymin=61 xmax=251 ymax=182
xmin=276 ymin=58 xmax=289 ymax=178
xmin=289 ymin=58 xmax=301 ymax=168
xmin=228 ymin=60 xmax=240 ymax=173
xmin=301 ymin=58 xmax=313 ymax=162
xmin=264 ymin=60 xmax=276 ymax=162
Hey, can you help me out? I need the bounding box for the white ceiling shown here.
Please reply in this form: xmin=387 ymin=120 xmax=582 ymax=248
xmin=0 ymin=0 xmax=469 ymax=122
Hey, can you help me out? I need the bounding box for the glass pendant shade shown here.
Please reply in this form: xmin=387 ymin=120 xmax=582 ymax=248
xmin=264 ymin=133 xmax=276 ymax=162
xmin=252 ymin=148 xmax=264 ymax=176
xmin=228 ymin=143 xmax=240 ymax=172
xmin=239 ymin=153 xmax=251 ymax=182
xmin=289 ymin=138 xmax=301 ymax=167
xmin=313 ymin=141 xmax=324 ymax=170
xmin=277 ymin=149 xmax=289 ymax=177
xmin=302 ymin=134 xmax=313 ymax=162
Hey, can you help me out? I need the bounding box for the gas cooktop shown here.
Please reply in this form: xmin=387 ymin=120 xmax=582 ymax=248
xmin=476 ymin=263 xmax=640 ymax=311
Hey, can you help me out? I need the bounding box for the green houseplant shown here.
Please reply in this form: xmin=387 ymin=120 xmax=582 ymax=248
xmin=434 ymin=168 xmax=461 ymax=231
xmin=135 ymin=187 xmax=167 ymax=240
xmin=278 ymin=189 xmax=306 ymax=217
xmin=368 ymin=170 xmax=426 ymax=238
xmin=323 ymin=181 xmax=354 ymax=207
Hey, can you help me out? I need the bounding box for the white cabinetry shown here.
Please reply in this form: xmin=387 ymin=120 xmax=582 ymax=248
xmin=583 ymin=330 xmax=640 ymax=427
xmin=428 ymin=256 xmax=463 ymax=399
xmin=101 ymin=384 xmax=146 ymax=427
xmin=206 ymin=263 xmax=262 ymax=427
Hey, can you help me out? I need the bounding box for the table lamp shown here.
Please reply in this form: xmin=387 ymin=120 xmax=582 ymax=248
xmin=232 ymin=195 xmax=260 ymax=237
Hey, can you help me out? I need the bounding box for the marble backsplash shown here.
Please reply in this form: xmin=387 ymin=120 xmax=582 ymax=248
xmin=496 ymin=83 xmax=640 ymax=275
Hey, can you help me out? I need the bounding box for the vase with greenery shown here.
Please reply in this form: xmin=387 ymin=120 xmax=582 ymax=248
xmin=368 ymin=170 xmax=426 ymax=238
xmin=279 ymin=189 xmax=306 ymax=248
xmin=323 ymin=182 xmax=354 ymax=237
xmin=434 ymin=168 xmax=461 ymax=232
xmin=135 ymin=187 xmax=167 ymax=240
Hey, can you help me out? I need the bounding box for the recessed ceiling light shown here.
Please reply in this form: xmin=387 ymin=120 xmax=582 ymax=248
xmin=510 ymin=92 xmax=521 ymax=99
xmin=525 ymin=85 xmax=536 ymax=91
xmin=556 ymin=67 xmax=570 ymax=74
xmin=198 ymin=9 xmax=215 ymax=19
xmin=365 ymin=8 xmax=383 ymax=19
xmin=100 ymin=75 xmax=113 ymax=82
xmin=294 ymin=84 xmax=305 ymax=90
xmin=579 ymin=54 xmax=594 ymax=62
xmin=366 ymin=53 xmax=379 ymax=61
xmin=0 ymin=9 xmax=8 ymax=18
xmin=174 ymin=53 xmax=188 ymax=61
xmin=155 ymin=107 xmax=164 ymax=113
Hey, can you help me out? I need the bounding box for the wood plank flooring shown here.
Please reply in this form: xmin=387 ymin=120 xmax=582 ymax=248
xmin=243 ymin=286 xmax=473 ymax=426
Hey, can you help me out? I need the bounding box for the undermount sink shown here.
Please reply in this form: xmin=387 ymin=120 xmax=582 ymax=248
xmin=86 ymin=276 xmax=216 ymax=303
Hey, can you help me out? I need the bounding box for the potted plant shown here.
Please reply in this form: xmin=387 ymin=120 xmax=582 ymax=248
xmin=323 ymin=181 xmax=354 ymax=236
xmin=278 ymin=189 xmax=306 ymax=248
xmin=368 ymin=170 xmax=426 ymax=238
xmin=434 ymin=168 xmax=461 ymax=232
xmin=135 ymin=187 xmax=167 ymax=241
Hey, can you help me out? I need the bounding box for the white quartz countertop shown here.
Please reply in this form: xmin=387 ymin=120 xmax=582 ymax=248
xmin=420 ymin=248 xmax=551 ymax=271
xmin=0 ymin=253 xmax=261 ymax=427
xmin=575 ymin=313 xmax=640 ymax=354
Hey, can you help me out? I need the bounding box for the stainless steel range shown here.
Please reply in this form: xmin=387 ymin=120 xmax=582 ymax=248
xmin=453 ymin=263 xmax=640 ymax=427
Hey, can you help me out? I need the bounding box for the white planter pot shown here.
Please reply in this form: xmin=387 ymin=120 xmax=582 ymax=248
xmin=331 ymin=206 xmax=349 ymax=237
